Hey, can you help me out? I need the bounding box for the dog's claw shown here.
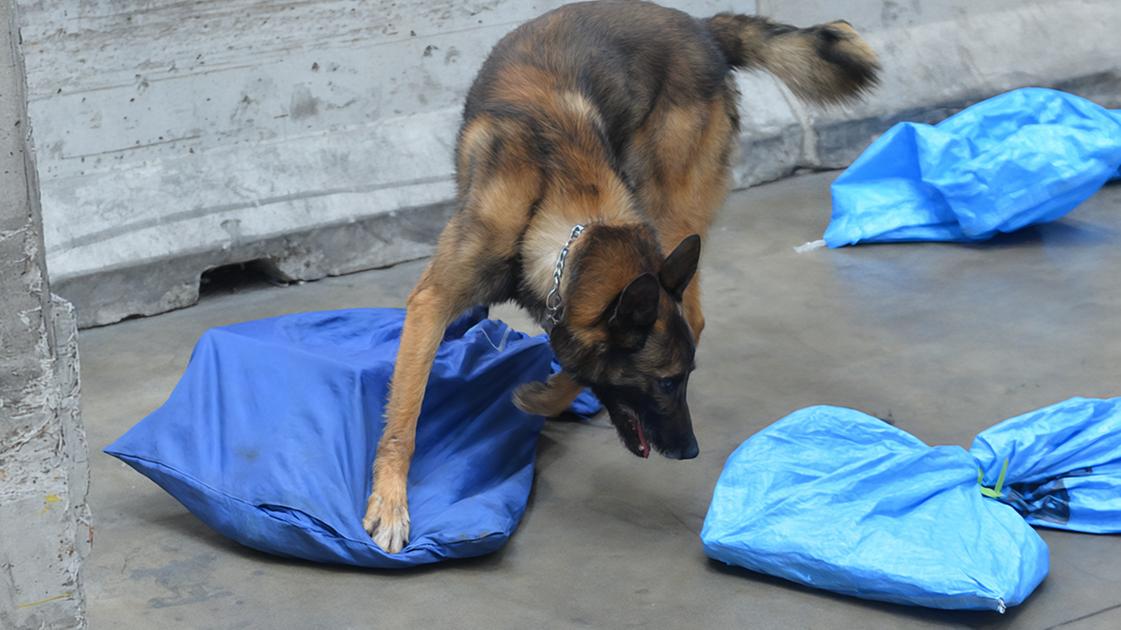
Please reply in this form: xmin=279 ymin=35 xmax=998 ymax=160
xmin=363 ymin=492 xmax=410 ymax=554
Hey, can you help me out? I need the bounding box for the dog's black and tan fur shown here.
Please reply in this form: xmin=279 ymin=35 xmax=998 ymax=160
xmin=364 ymin=0 xmax=879 ymax=552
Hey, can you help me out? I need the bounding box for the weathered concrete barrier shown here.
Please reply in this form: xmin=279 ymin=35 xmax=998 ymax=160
xmin=1 ymin=2 xmax=89 ymax=626
xmin=17 ymin=0 xmax=1121 ymax=326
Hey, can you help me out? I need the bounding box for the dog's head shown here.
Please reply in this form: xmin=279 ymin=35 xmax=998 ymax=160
xmin=531 ymin=229 xmax=701 ymax=460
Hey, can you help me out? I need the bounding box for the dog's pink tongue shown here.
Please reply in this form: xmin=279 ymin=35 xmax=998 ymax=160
xmin=636 ymin=420 xmax=650 ymax=458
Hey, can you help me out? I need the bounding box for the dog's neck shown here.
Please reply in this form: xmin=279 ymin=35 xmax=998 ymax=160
xmin=521 ymin=179 xmax=645 ymax=305
xmin=516 ymin=90 xmax=656 ymax=314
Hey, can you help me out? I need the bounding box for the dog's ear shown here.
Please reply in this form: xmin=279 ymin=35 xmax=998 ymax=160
xmin=659 ymin=235 xmax=701 ymax=301
xmin=606 ymin=272 xmax=660 ymax=350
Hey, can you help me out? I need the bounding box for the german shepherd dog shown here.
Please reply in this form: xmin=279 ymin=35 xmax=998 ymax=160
xmin=364 ymin=0 xmax=879 ymax=552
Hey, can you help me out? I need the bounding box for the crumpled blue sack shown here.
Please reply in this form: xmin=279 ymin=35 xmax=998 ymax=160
xmin=701 ymin=398 xmax=1121 ymax=611
xmin=826 ymin=88 xmax=1121 ymax=246
xmin=106 ymin=306 xmax=556 ymax=568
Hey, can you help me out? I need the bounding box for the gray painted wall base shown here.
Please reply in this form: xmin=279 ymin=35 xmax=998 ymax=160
xmin=15 ymin=0 xmax=1121 ymax=328
xmin=54 ymin=200 xmax=456 ymax=327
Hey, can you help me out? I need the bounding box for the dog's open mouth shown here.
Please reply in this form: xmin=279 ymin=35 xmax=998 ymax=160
xmin=620 ymin=407 xmax=650 ymax=459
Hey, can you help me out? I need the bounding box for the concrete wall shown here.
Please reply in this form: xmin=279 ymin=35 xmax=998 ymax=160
xmin=0 ymin=1 xmax=90 ymax=627
xmin=15 ymin=0 xmax=1121 ymax=327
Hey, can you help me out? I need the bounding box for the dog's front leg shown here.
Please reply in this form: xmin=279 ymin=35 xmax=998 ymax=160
xmin=682 ymin=274 xmax=705 ymax=343
xmin=364 ymin=273 xmax=464 ymax=553
xmin=364 ymin=144 xmax=538 ymax=551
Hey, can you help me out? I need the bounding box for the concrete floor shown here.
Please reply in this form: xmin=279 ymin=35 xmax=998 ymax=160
xmin=80 ymin=172 xmax=1121 ymax=629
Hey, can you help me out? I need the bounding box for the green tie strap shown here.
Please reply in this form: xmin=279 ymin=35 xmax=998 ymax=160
xmin=978 ymin=458 xmax=1010 ymax=499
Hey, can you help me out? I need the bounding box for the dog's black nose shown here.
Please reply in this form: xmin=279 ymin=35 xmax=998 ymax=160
xmin=665 ymin=438 xmax=699 ymax=460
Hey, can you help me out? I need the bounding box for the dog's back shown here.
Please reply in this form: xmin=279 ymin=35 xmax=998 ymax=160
xmin=461 ymin=1 xmax=879 ymax=158
xmin=463 ymin=2 xmax=730 ymax=154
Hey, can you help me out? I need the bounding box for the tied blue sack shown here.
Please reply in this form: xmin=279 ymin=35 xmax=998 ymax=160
xmin=973 ymin=398 xmax=1121 ymax=534
xmin=701 ymin=397 xmax=1121 ymax=611
xmin=105 ymin=307 xmax=555 ymax=568
xmin=825 ymin=88 xmax=1121 ymax=246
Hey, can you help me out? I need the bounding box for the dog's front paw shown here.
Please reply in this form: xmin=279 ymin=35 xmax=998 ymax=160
xmin=514 ymin=372 xmax=582 ymax=417
xmin=363 ymin=489 xmax=410 ymax=554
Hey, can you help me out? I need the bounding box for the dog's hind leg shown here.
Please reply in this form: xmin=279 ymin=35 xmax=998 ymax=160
xmin=639 ymin=98 xmax=737 ymax=344
xmin=681 ymin=277 xmax=705 ymax=343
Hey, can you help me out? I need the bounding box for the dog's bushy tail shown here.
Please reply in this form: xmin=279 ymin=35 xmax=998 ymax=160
xmin=705 ymin=13 xmax=880 ymax=104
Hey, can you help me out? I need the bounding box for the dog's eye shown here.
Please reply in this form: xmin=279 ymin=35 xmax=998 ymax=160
xmin=658 ymin=377 xmax=678 ymax=393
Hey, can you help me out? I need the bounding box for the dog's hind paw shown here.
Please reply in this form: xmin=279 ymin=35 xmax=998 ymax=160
xmin=363 ymin=491 xmax=410 ymax=554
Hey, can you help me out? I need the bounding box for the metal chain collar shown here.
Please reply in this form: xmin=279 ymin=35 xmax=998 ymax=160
xmin=544 ymin=224 xmax=586 ymax=328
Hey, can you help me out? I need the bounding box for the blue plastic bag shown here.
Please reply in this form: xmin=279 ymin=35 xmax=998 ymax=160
xmin=106 ymin=307 xmax=555 ymax=568
xmin=826 ymin=88 xmax=1121 ymax=247
xmin=701 ymin=398 xmax=1121 ymax=611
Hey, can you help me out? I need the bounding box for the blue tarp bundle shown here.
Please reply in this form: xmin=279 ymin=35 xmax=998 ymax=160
xmin=701 ymin=398 xmax=1121 ymax=611
xmin=106 ymin=307 xmax=556 ymax=568
xmin=826 ymin=88 xmax=1121 ymax=247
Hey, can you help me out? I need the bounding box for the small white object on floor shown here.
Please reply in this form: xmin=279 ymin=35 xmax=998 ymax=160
xmin=793 ymin=239 xmax=826 ymax=254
